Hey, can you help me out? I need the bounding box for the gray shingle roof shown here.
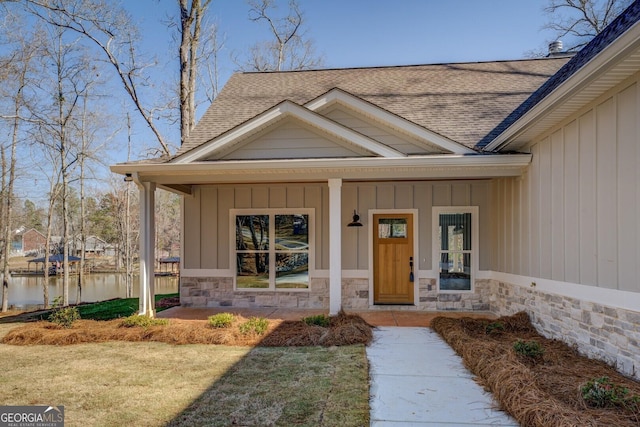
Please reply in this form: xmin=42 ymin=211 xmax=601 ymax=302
xmin=477 ymin=1 xmax=640 ymax=150
xmin=178 ymin=58 xmax=569 ymax=158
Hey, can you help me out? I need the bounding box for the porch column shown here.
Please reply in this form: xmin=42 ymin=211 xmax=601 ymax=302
xmin=328 ymin=178 xmax=342 ymax=315
xmin=138 ymin=181 xmax=156 ymax=317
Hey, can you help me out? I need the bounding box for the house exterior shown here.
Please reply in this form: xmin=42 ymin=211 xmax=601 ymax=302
xmin=21 ymin=228 xmax=47 ymax=255
xmin=72 ymin=235 xmax=112 ymax=257
xmin=112 ymin=4 xmax=640 ymax=378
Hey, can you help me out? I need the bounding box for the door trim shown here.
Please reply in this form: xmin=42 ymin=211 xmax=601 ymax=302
xmin=368 ymin=209 xmax=419 ymax=307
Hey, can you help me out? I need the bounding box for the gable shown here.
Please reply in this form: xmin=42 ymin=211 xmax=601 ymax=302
xmin=212 ymin=118 xmax=375 ymax=160
xmin=172 ymin=100 xmax=407 ymax=164
xmin=305 ymin=88 xmax=472 ymax=154
xmin=321 ymin=105 xmax=449 ymax=155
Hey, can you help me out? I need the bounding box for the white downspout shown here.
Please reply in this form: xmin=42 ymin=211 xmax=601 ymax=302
xmin=328 ymin=178 xmax=342 ymax=315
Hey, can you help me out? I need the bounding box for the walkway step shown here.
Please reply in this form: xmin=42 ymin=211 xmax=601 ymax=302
xmin=368 ymin=327 xmax=519 ymax=426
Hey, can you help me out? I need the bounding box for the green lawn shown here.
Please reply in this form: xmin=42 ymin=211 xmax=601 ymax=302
xmin=26 ymin=293 xmax=179 ymax=321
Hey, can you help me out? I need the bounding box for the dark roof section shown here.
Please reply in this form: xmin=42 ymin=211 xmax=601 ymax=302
xmin=29 ymin=254 xmax=82 ymax=263
xmin=178 ymin=58 xmax=568 ymax=157
xmin=477 ymin=1 xmax=640 ymax=150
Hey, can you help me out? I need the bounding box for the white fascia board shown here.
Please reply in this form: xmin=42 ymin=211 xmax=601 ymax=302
xmin=171 ymin=103 xmax=287 ymax=164
xmin=111 ymin=153 xmax=531 ymax=182
xmin=171 ymin=100 xmax=405 ymax=164
xmin=484 ymin=20 xmax=640 ymax=152
xmin=305 ymin=88 xmax=475 ymax=155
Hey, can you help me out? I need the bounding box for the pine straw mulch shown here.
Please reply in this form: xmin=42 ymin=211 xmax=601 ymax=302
xmin=432 ymin=312 xmax=640 ymax=427
xmin=0 ymin=311 xmax=373 ymax=347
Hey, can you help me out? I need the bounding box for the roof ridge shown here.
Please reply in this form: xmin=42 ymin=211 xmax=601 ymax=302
xmin=239 ymin=57 xmax=569 ymax=75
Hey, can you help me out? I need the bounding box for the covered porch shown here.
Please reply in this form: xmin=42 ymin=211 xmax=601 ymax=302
xmin=112 ymin=154 xmax=531 ymax=317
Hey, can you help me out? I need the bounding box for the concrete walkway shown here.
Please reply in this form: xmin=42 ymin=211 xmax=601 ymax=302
xmin=368 ymin=327 xmax=519 ymax=426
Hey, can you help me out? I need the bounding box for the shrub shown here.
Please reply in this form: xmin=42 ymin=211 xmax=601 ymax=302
xmin=581 ymin=377 xmax=640 ymax=410
xmin=120 ymin=315 xmax=169 ymax=328
xmin=303 ymin=314 xmax=331 ymax=327
xmin=239 ymin=317 xmax=269 ymax=335
xmin=485 ymin=321 xmax=505 ymax=335
xmin=513 ymin=339 xmax=545 ymax=359
xmin=208 ymin=313 xmax=235 ymax=328
xmin=48 ymin=297 xmax=80 ymax=328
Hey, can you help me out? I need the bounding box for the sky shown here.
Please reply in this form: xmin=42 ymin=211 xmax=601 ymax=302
xmin=127 ymin=0 xmax=557 ymax=92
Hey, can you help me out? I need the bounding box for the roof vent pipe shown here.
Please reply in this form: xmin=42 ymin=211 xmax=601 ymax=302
xmin=548 ymin=40 xmax=563 ymax=55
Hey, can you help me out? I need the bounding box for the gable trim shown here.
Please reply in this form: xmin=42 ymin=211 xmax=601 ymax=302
xmin=483 ymin=8 xmax=640 ymax=152
xmin=171 ymin=100 xmax=406 ymax=164
xmin=305 ymin=88 xmax=475 ymax=155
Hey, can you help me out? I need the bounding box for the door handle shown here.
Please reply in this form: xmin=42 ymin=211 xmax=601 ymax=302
xmin=409 ymin=257 xmax=414 ymax=282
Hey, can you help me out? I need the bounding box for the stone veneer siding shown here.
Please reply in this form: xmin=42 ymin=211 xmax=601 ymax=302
xmin=180 ymin=277 xmax=329 ymax=308
xmin=484 ymin=278 xmax=640 ymax=380
xmin=181 ymin=276 xmax=494 ymax=312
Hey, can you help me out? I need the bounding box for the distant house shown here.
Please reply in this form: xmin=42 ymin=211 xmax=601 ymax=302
xmin=21 ymin=229 xmax=47 ymax=255
xmin=112 ymin=4 xmax=640 ymax=378
xmin=73 ymin=235 xmax=112 ymax=257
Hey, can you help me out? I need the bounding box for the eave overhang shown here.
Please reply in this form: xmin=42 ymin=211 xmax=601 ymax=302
xmin=484 ymin=18 xmax=640 ymax=152
xmin=111 ymin=154 xmax=531 ymax=190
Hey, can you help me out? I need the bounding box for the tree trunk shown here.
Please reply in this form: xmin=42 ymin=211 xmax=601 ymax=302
xmin=179 ymin=0 xmax=210 ymax=145
xmin=1 ymin=82 xmax=21 ymax=312
xmin=1 ymin=147 xmax=7 ymax=313
xmin=76 ymin=156 xmax=85 ymax=305
xmin=43 ymin=198 xmax=56 ymax=309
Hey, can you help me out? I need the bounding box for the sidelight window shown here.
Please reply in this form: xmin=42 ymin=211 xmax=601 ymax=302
xmin=433 ymin=207 xmax=477 ymax=292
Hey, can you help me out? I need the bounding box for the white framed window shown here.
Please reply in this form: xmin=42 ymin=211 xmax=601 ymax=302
xmin=432 ymin=207 xmax=478 ymax=292
xmin=232 ymin=209 xmax=313 ymax=291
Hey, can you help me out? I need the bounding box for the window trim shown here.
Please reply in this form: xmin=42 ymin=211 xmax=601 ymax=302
xmin=432 ymin=206 xmax=478 ymax=293
xmin=231 ymin=208 xmax=314 ymax=292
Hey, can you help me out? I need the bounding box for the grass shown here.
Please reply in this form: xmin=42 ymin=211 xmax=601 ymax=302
xmin=25 ymin=293 xmax=179 ymax=321
xmin=0 ymin=326 xmax=369 ymax=426
xmin=0 ymin=303 xmax=370 ymax=426
xmin=167 ymin=346 xmax=369 ymax=426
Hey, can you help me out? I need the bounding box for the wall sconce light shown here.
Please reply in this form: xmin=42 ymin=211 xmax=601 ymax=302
xmin=124 ymin=173 xmax=133 ymax=182
xmin=347 ymin=210 xmax=363 ymax=227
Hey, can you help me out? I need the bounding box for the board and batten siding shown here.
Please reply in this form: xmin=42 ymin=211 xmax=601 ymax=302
xmin=182 ymin=180 xmax=492 ymax=272
xmin=491 ymin=77 xmax=639 ymax=293
xmin=323 ymin=106 xmax=445 ymax=154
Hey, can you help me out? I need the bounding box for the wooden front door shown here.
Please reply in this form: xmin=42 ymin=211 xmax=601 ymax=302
xmin=373 ymin=213 xmax=414 ymax=304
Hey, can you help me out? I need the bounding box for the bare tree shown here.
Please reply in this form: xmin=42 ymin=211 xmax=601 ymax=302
xmin=199 ymin=18 xmax=225 ymax=103
xmin=75 ymin=87 xmax=108 ymax=303
xmin=178 ymin=0 xmax=212 ymax=145
xmin=237 ymin=0 xmax=323 ymax=72
xmin=21 ymin=0 xmax=172 ymax=156
xmin=39 ymin=152 xmax=62 ymax=309
xmin=544 ymin=0 xmax=633 ymax=51
xmin=0 ymin=29 xmax=38 ymax=312
xmin=28 ymin=28 xmax=92 ymax=306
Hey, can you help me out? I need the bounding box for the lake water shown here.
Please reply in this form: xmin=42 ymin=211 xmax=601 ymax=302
xmin=4 ymin=274 xmax=179 ymax=309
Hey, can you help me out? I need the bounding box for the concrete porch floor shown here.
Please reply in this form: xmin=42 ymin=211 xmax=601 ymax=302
xmin=156 ymin=306 xmax=496 ymax=326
